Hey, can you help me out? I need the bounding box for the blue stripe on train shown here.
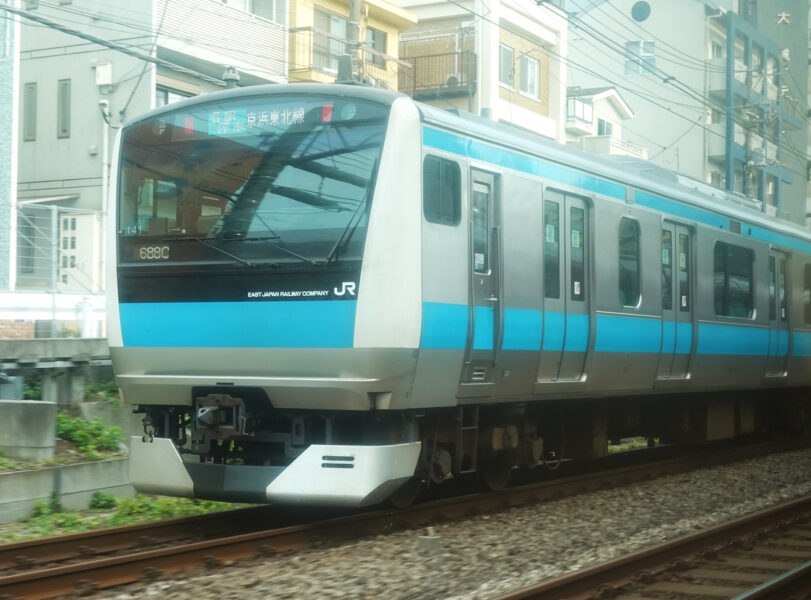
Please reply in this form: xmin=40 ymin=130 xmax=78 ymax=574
xmin=119 ymin=301 xmax=357 ymax=348
xmin=421 ymin=302 xmax=807 ymax=356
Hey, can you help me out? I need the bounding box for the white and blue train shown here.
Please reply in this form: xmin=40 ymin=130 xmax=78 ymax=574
xmin=108 ymin=83 xmax=811 ymax=506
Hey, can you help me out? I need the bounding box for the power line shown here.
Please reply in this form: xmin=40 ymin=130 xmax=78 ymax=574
xmin=0 ymin=2 xmax=226 ymax=86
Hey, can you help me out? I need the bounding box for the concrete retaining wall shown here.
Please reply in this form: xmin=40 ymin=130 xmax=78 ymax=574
xmin=0 ymin=400 xmax=56 ymax=459
xmin=0 ymin=459 xmax=134 ymax=522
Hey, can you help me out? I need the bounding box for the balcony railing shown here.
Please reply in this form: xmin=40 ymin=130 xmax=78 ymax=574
xmin=288 ymin=27 xmax=413 ymax=91
xmin=397 ymin=51 xmax=477 ymax=100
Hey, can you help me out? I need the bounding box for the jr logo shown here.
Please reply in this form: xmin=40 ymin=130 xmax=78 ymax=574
xmin=333 ymin=282 xmax=356 ymax=297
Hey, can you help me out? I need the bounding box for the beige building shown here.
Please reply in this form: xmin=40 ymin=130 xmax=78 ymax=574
xmin=288 ymin=0 xmax=417 ymax=89
xmin=399 ymin=0 xmax=568 ymax=141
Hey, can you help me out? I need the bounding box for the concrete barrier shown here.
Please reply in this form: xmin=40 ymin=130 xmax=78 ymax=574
xmin=0 ymin=459 xmax=134 ymax=522
xmin=79 ymin=401 xmax=144 ymax=440
xmin=0 ymin=400 xmax=56 ymax=459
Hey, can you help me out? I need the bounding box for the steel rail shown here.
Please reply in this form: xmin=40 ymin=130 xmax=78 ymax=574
xmin=0 ymin=439 xmax=804 ymax=599
xmin=495 ymin=494 xmax=811 ymax=600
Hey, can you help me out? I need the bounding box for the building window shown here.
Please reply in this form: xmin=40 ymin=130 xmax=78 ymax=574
xmin=70 ymin=237 xmax=76 ymax=250
xmin=70 ymin=217 xmax=76 ymax=230
xmin=423 ymin=155 xmax=461 ymax=226
xmin=70 ymin=255 xmax=76 ymax=268
xmin=57 ymin=79 xmax=70 ymax=138
xmin=625 ymin=41 xmax=655 ymax=75
xmin=714 ymin=242 xmax=754 ymax=318
xmin=365 ymin=27 xmax=386 ymax=68
xmin=567 ymin=98 xmax=593 ymax=123
xmin=597 ymin=118 xmax=613 ymax=137
xmin=62 ymin=237 xmax=67 ymax=250
xmin=251 ymin=0 xmax=285 ymax=24
xmin=619 ymin=218 xmax=640 ymax=307
xmin=314 ymin=8 xmax=347 ymax=72
xmin=519 ymin=54 xmax=539 ymax=99
xmin=708 ymin=106 xmax=723 ymax=124
xmin=499 ymin=44 xmax=514 ymax=87
xmin=62 ymin=256 xmax=67 ymax=269
xmin=155 ymin=87 xmax=192 ymax=108
xmin=23 ymin=83 xmax=36 ymax=141
xmin=710 ymin=41 xmax=724 ymax=60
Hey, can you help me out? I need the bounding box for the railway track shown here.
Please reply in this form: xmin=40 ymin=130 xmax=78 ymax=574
xmin=0 ymin=439 xmax=805 ymax=600
xmin=497 ymin=495 xmax=811 ymax=600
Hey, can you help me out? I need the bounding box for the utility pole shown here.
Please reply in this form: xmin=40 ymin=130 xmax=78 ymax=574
xmin=347 ymin=0 xmax=361 ymax=82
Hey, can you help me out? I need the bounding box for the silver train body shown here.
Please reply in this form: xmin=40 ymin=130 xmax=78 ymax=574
xmin=108 ymin=84 xmax=811 ymax=506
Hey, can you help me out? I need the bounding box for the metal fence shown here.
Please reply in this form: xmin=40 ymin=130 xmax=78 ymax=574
xmin=16 ymin=204 xmax=105 ymax=295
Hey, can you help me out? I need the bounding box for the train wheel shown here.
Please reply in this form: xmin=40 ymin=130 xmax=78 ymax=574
xmin=387 ymin=476 xmax=423 ymax=508
xmin=480 ymin=450 xmax=515 ymax=491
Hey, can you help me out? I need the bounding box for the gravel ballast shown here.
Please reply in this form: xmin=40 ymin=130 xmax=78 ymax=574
xmin=103 ymin=448 xmax=811 ymax=600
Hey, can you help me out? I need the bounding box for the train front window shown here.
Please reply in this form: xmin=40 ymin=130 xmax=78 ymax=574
xmin=118 ymin=95 xmax=388 ymax=266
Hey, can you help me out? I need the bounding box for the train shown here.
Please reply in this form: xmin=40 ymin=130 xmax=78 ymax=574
xmin=107 ymin=83 xmax=811 ymax=507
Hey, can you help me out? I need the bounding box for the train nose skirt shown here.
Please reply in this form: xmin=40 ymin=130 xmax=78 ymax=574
xmin=128 ymin=437 xmax=421 ymax=506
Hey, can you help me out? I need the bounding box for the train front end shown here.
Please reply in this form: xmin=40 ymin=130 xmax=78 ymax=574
xmin=107 ymin=85 xmax=423 ymax=505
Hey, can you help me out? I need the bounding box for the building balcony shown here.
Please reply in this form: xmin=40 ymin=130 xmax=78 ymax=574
xmin=708 ymin=58 xmax=726 ymax=100
xmin=397 ymin=51 xmax=477 ymax=100
xmin=708 ymin=123 xmax=725 ymax=160
xmin=578 ymin=135 xmax=648 ymax=160
xmin=288 ymin=27 xmax=412 ymax=91
xmin=155 ymin=0 xmax=286 ymax=82
xmin=566 ymin=116 xmax=593 ymax=137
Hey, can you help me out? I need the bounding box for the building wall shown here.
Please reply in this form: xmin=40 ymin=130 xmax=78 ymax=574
xmin=567 ymin=0 xmax=709 ymax=178
xmin=0 ymin=7 xmax=18 ymax=291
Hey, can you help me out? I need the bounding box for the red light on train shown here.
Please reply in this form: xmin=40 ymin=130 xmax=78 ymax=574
xmin=321 ymin=104 xmax=334 ymax=123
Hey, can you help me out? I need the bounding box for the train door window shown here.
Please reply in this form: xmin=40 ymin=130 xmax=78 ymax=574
xmin=544 ymin=200 xmax=560 ymax=299
xmin=471 ymin=183 xmax=490 ymax=273
xmin=423 ymin=155 xmax=461 ymax=226
xmin=804 ymin=264 xmax=811 ymax=324
xmin=769 ymin=256 xmax=777 ymax=320
xmin=679 ymin=234 xmax=690 ymax=311
xmin=661 ymin=230 xmax=672 ymax=310
xmin=570 ymin=206 xmax=585 ymax=301
xmin=778 ymin=258 xmax=787 ymax=321
xmin=714 ymin=242 xmax=754 ymax=318
xmin=618 ymin=217 xmax=640 ymax=307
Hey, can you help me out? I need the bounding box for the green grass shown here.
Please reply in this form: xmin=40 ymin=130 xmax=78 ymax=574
xmin=56 ymin=412 xmax=125 ymax=460
xmin=0 ymin=494 xmax=236 ymax=543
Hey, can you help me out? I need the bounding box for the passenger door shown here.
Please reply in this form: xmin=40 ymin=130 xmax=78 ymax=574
xmin=537 ymin=190 xmax=590 ymax=383
xmin=765 ymin=251 xmax=789 ymax=378
xmin=657 ymin=222 xmax=693 ymax=380
xmin=460 ymin=169 xmax=501 ymax=386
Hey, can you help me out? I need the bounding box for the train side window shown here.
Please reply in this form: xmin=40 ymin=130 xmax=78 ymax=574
xmin=679 ymin=234 xmax=690 ymax=311
xmin=661 ymin=230 xmax=672 ymax=310
xmin=618 ymin=217 xmax=640 ymax=307
xmin=713 ymin=242 xmax=754 ymax=319
xmin=570 ymin=207 xmax=585 ymax=301
xmin=543 ymin=200 xmax=560 ymax=299
xmin=423 ymin=155 xmax=461 ymax=226
xmin=471 ymin=183 xmax=490 ymax=273
xmin=804 ymin=264 xmax=811 ymax=324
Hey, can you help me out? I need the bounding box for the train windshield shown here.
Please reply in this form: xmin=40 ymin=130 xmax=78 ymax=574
xmin=117 ymin=94 xmax=388 ymax=266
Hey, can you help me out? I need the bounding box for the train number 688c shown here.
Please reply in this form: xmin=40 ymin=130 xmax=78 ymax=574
xmin=138 ymin=245 xmax=170 ymax=260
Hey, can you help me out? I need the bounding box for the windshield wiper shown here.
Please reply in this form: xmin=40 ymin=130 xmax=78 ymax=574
xmin=240 ymin=235 xmax=322 ymax=266
xmin=164 ymin=235 xmax=256 ymax=268
xmin=325 ymin=160 xmax=378 ymax=264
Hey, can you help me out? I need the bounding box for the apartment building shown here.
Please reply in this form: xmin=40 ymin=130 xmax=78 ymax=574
xmin=288 ymin=0 xmax=417 ymax=88
xmin=566 ymin=0 xmax=807 ymax=225
xmin=399 ymin=0 xmax=568 ymax=142
xmin=15 ymin=0 xmax=287 ymax=292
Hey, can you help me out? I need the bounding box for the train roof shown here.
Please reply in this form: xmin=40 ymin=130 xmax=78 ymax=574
xmin=417 ymin=101 xmax=811 ymax=245
xmin=123 ymin=82 xmax=809 ymax=245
